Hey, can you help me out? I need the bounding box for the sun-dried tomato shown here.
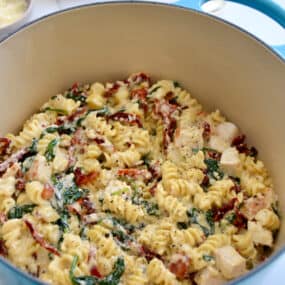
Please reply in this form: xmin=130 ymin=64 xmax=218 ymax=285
xmin=90 ymin=265 xmax=102 ymax=278
xmin=169 ymin=255 xmax=190 ymax=279
xmin=24 ymin=220 xmax=60 ymax=256
xmin=104 ymin=82 xmax=120 ymax=98
xmin=230 ymin=183 xmax=241 ymax=193
xmin=131 ymin=88 xmax=148 ymax=113
xmin=148 ymin=162 xmax=161 ymax=180
xmin=207 ymin=149 xmax=221 ymax=160
xmin=108 ymin=112 xmax=143 ymax=128
xmin=131 ymin=88 xmax=147 ymax=100
xmin=93 ymin=137 xmax=105 ymax=145
xmin=67 ymin=107 xmax=87 ymax=122
xmin=233 ymin=210 xmax=247 ymax=230
xmin=0 ymin=239 xmax=7 ymax=257
xmin=202 ymin=122 xmax=211 ymax=141
xmin=74 ymin=168 xmax=99 ymax=186
xmin=232 ymin=135 xmax=246 ymax=146
xmin=201 ymin=175 xmax=210 ymax=187
xmin=232 ymin=135 xmax=258 ymax=157
xmin=0 ymin=138 xmax=11 ymax=155
xmin=41 ymin=184 xmax=54 ymax=200
xmin=149 ymin=184 xmax=157 ymax=196
xmin=71 ymin=82 xmax=79 ymax=91
xmin=249 ymin=146 xmax=258 ymax=158
xmin=140 ymin=245 xmax=161 ymax=262
xmin=212 ymin=198 xmax=237 ymax=221
xmin=128 ymin=73 xmax=151 ymax=86
xmin=154 ymin=99 xmax=179 ymax=150
xmin=15 ymin=179 xmax=25 ymax=191
xmin=117 ymin=168 xmax=151 ymax=181
xmin=0 ymin=148 xmax=28 ymax=173
xmin=71 ymin=129 xmax=86 ymax=146
xmin=78 ymin=197 xmax=96 ymax=215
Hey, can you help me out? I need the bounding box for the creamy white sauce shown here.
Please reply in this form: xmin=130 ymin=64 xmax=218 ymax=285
xmin=0 ymin=0 xmax=27 ymax=28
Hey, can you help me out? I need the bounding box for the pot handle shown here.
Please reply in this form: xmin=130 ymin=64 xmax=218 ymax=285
xmin=176 ymin=0 xmax=285 ymax=59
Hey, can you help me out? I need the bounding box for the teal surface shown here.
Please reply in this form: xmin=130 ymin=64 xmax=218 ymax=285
xmin=176 ymin=0 xmax=285 ymax=58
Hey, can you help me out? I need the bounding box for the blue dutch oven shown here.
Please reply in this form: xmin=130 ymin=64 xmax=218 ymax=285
xmin=0 ymin=0 xmax=284 ymax=284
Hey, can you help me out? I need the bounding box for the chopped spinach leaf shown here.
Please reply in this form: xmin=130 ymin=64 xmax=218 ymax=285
xmin=225 ymin=212 xmax=236 ymax=224
xmin=66 ymin=92 xmax=87 ymax=104
xmin=202 ymin=254 xmax=214 ymax=262
xmin=44 ymin=107 xmax=68 ymax=115
xmin=55 ymin=210 xmax=70 ymax=246
xmin=57 ymin=124 xmax=77 ymax=135
xmin=79 ymin=226 xmax=87 ymax=240
xmin=112 ymin=229 xmax=131 ymax=243
xmin=111 ymin=187 xmax=129 ymax=196
xmin=95 ymin=106 xmax=110 ymax=117
xmin=131 ymin=188 xmax=160 ymax=217
xmin=141 ymin=153 xmax=151 ymax=167
xmin=45 ymin=126 xmax=59 ymax=134
xmin=192 ymin=148 xmax=200 ymax=154
xmin=111 ymin=217 xmax=136 ymax=233
xmin=142 ymin=201 xmax=160 ymax=216
xmin=70 ymin=256 xmax=125 ymax=285
xmin=62 ymin=184 xmax=87 ymax=206
xmin=229 ymin=176 xmax=241 ymax=186
xmin=177 ymin=222 xmax=189 ymax=230
xmin=173 ymin=81 xmax=180 ymax=88
xmin=29 ymin=138 xmax=38 ymax=154
xmin=204 ymin=158 xmax=224 ymax=179
xmin=187 ymin=208 xmax=199 ymax=224
xmin=45 ymin=139 xmax=58 ymax=162
xmin=150 ymin=128 xmax=157 ymax=136
xmin=187 ymin=208 xmax=214 ymax=237
xmin=205 ymin=210 xmax=215 ymax=235
xmin=76 ymin=107 xmax=110 ymax=127
xmin=21 ymin=156 xmax=35 ymax=173
xmin=7 ymin=204 xmax=36 ymax=219
xmin=271 ymin=203 xmax=280 ymax=218
xmin=149 ymin=86 xmax=161 ymax=95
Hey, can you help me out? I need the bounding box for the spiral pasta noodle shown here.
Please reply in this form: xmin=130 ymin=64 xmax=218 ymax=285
xmin=103 ymin=195 xmax=144 ymax=224
xmin=0 ymin=73 xmax=280 ymax=285
xmin=232 ymin=232 xmax=257 ymax=259
xmin=147 ymin=258 xmax=179 ymax=285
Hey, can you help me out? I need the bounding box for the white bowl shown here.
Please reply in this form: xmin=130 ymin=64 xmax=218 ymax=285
xmin=0 ymin=0 xmax=33 ymax=37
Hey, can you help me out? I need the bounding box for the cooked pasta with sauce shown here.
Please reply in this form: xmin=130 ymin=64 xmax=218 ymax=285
xmin=0 ymin=73 xmax=280 ymax=285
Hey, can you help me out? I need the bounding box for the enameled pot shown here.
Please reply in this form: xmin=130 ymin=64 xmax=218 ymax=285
xmin=0 ymin=1 xmax=284 ymax=284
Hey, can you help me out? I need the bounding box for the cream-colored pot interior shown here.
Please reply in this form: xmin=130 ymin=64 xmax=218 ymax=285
xmin=0 ymin=2 xmax=284 ymax=282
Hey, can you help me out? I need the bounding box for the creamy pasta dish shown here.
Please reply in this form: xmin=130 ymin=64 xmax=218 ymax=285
xmin=0 ymin=73 xmax=280 ymax=285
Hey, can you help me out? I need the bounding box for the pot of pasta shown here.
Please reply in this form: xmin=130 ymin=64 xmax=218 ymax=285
xmin=0 ymin=2 xmax=284 ymax=285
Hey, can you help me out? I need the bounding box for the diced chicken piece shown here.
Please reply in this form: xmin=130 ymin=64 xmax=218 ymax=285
xmin=248 ymin=221 xmax=273 ymax=247
xmin=241 ymin=190 xmax=273 ymax=220
xmin=26 ymin=155 xmax=51 ymax=184
xmin=215 ymin=246 xmax=246 ymax=279
xmin=216 ymin=122 xmax=239 ymax=144
xmin=175 ymin=127 xmax=204 ymax=150
xmin=209 ymin=135 xmax=229 ymax=153
xmin=195 ymin=266 xmax=227 ymax=285
xmin=255 ymin=209 xmax=280 ymax=231
xmin=220 ymin=147 xmax=241 ymax=176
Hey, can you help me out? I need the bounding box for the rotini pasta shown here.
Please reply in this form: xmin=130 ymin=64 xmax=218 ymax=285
xmin=0 ymin=73 xmax=279 ymax=285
